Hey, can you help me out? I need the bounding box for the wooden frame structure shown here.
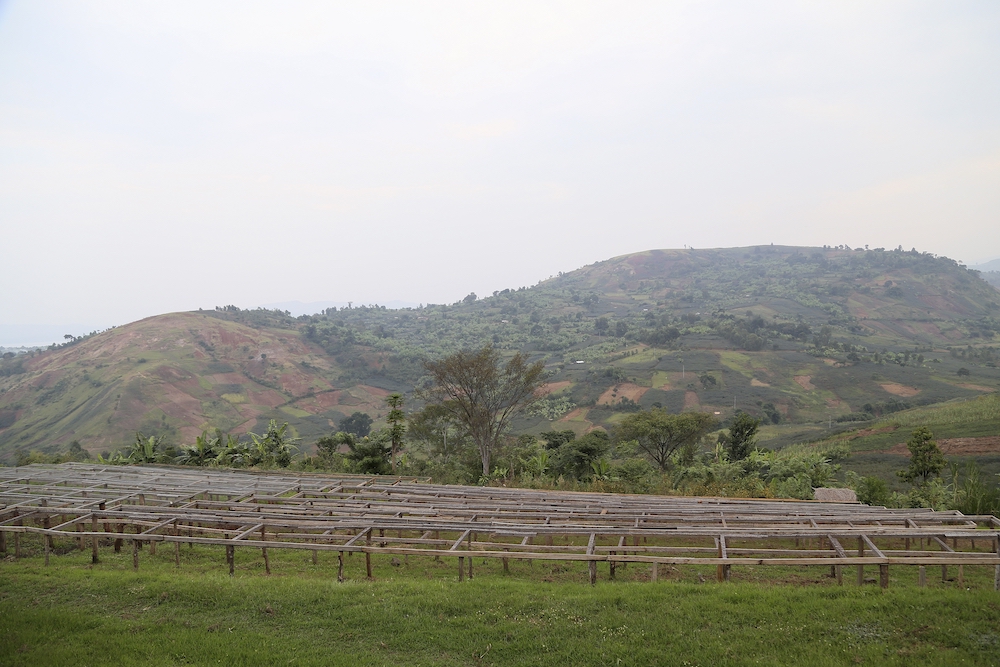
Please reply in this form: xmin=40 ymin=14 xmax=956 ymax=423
xmin=2 ymin=463 xmax=999 ymax=588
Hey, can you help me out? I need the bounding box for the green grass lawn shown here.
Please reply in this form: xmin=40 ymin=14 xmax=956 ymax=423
xmin=2 ymin=537 xmax=1000 ymax=666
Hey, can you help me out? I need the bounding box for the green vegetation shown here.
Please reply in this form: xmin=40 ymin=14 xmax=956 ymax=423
xmin=3 ymin=543 xmax=1000 ymax=666
xmin=3 ymin=246 xmax=999 ymax=463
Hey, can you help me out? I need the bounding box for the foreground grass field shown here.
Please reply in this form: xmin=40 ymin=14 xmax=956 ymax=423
xmin=2 ymin=540 xmax=1000 ymax=666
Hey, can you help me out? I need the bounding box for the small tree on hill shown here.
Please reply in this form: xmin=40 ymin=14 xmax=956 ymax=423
xmin=898 ymin=427 xmax=945 ymax=485
xmin=338 ymin=412 xmax=373 ymax=438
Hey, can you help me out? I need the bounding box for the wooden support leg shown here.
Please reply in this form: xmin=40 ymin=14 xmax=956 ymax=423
xmin=114 ymin=523 xmax=123 ymax=553
xmin=91 ymin=515 xmax=99 ymax=564
xmin=958 ymin=565 xmax=964 ymax=588
xmin=365 ymin=532 xmax=373 ymax=579
xmin=226 ymin=545 xmax=234 ymax=577
xmin=589 ymin=559 xmax=597 ymax=586
xmin=0 ymin=529 xmax=5 ymax=555
xmin=941 ymin=565 xmax=948 ymax=583
xmin=175 ymin=540 xmax=180 ymax=566
xmin=44 ymin=533 xmax=50 ymax=566
xmin=610 ymin=554 xmax=616 ymax=580
xmin=312 ymin=549 xmax=318 ymax=565
xmin=995 ymin=538 xmax=999 ymax=591
xmin=879 ymin=564 xmax=888 ymax=589
xmin=502 ymin=549 xmax=509 ymax=574
xmin=133 ymin=539 xmax=139 ymax=571
xmin=857 ymin=537 xmax=864 ymax=586
xmin=338 ymin=552 xmax=344 ymax=582
xmin=650 ymin=562 xmax=658 ymax=582
xmin=918 ymin=566 xmax=926 ymax=587
xmin=458 ymin=557 xmax=465 ymax=582
xmin=835 ymin=565 xmax=843 ymax=586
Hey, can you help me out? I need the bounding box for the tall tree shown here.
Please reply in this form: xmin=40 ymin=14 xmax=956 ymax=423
xmin=615 ymin=409 xmax=716 ymax=471
xmin=424 ymin=345 xmax=547 ymax=476
xmin=719 ymin=411 xmax=760 ymax=461
xmin=385 ymin=393 xmax=405 ymax=474
xmin=898 ymin=427 xmax=946 ymax=484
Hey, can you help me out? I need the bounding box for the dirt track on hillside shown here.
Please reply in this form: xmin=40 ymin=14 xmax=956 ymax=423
xmin=887 ymin=436 xmax=1000 ymax=456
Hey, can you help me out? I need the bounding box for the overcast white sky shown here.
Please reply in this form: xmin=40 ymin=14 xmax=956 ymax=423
xmin=1 ymin=1 xmax=998 ymax=343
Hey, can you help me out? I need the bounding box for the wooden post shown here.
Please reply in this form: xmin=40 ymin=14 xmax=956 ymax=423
xmin=458 ymin=556 xmax=465 ymax=582
xmin=835 ymin=565 xmax=843 ymax=586
xmin=365 ymin=532 xmax=373 ymax=579
xmin=132 ymin=539 xmax=139 ymax=571
xmin=14 ymin=512 xmax=21 ymax=559
xmin=650 ymin=562 xmax=657 ymax=582
xmin=918 ymin=566 xmax=926 ymax=587
xmin=941 ymin=565 xmax=948 ymax=583
xmin=586 ymin=533 xmax=597 ymax=586
xmin=959 ymin=565 xmax=964 ymax=588
xmin=226 ymin=544 xmax=235 ymax=576
xmin=114 ymin=523 xmax=123 ymax=553
xmin=41 ymin=501 xmax=52 ymax=553
xmin=0 ymin=527 xmax=5 ymax=555
xmin=467 ymin=532 xmax=473 ymax=580
xmin=857 ymin=537 xmax=864 ymax=586
xmin=338 ymin=551 xmax=344 ymax=582
xmin=879 ymin=564 xmax=888 ymax=589
xmin=261 ymin=526 xmax=270 ymax=575
xmin=502 ymin=548 xmax=509 ymax=574
xmin=312 ymin=548 xmax=318 ymax=565
xmin=994 ymin=537 xmax=999 ymax=591
xmin=91 ymin=515 xmax=99 ymax=564
xmin=44 ymin=531 xmax=50 ymax=566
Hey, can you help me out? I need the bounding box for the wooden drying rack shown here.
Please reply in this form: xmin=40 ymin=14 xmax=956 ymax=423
xmin=2 ymin=463 xmax=998 ymax=588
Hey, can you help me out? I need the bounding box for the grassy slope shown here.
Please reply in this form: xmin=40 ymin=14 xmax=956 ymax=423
xmin=2 ymin=543 xmax=1000 ymax=666
xmin=0 ymin=313 xmax=375 ymax=459
xmin=792 ymin=393 xmax=1000 ymax=490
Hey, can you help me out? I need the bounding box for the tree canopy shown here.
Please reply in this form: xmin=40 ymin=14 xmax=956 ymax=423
xmin=615 ymin=409 xmax=716 ymax=471
xmin=719 ymin=412 xmax=761 ymax=461
xmin=338 ymin=412 xmax=373 ymax=438
xmin=423 ymin=345 xmax=546 ymax=476
xmin=898 ymin=427 xmax=946 ymax=484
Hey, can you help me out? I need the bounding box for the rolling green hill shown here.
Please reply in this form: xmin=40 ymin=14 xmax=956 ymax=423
xmin=1 ymin=245 xmax=998 ymax=462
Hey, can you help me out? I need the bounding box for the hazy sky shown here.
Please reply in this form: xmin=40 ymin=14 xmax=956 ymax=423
xmin=1 ymin=1 xmax=998 ymax=342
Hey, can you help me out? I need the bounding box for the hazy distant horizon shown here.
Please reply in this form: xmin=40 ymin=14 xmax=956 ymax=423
xmin=2 ymin=2 xmax=998 ymax=335
xmin=3 ymin=243 xmax=998 ymax=347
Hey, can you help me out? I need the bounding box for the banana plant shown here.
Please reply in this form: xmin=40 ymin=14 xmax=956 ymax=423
xmin=126 ymin=433 xmax=160 ymax=463
xmin=591 ymin=458 xmax=612 ymax=481
xmin=176 ymin=431 xmax=219 ymax=466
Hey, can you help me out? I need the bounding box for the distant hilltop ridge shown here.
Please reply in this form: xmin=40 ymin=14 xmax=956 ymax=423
xmin=1 ymin=244 xmax=998 ymax=461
